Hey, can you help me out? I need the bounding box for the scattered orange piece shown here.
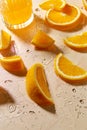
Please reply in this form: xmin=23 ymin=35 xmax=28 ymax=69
xmin=26 ymin=63 xmax=54 ymax=106
xmin=54 ymin=53 xmax=87 ymax=82
xmin=0 ymin=30 xmax=11 ymax=50
xmin=39 ymin=0 xmax=66 ymax=11
xmin=31 ymin=30 xmax=54 ymax=49
xmin=82 ymin=0 xmax=87 ymax=10
xmin=0 ymin=55 xmax=25 ymax=73
xmin=46 ymin=4 xmax=82 ymax=30
xmin=64 ymin=32 xmax=87 ymax=50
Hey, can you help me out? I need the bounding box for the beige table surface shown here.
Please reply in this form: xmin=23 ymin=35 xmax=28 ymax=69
xmin=0 ymin=0 xmax=87 ymax=130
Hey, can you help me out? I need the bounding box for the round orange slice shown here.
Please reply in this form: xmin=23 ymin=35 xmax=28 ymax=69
xmin=46 ymin=4 xmax=82 ymax=31
xmin=64 ymin=32 xmax=87 ymax=50
xmin=31 ymin=30 xmax=54 ymax=49
xmin=0 ymin=55 xmax=25 ymax=73
xmin=82 ymin=0 xmax=87 ymax=10
xmin=54 ymin=53 xmax=87 ymax=83
xmin=26 ymin=63 xmax=53 ymax=106
xmin=0 ymin=30 xmax=11 ymax=50
xmin=39 ymin=0 xmax=66 ymax=11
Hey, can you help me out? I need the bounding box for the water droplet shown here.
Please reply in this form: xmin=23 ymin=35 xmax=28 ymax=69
xmin=8 ymin=104 xmax=16 ymax=113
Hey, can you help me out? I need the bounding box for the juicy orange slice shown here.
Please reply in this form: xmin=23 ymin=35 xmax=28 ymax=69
xmin=64 ymin=32 xmax=87 ymax=50
xmin=0 ymin=55 xmax=25 ymax=73
xmin=0 ymin=30 xmax=11 ymax=50
xmin=82 ymin=0 xmax=87 ymax=10
xmin=46 ymin=4 xmax=82 ymax=30
xmin=31 ymin=30 xmax=55 ymax=49
xmin=39 ymin=0 xmax=66 ymax=11
xmin=54 ymin=53 xmax=87 ymax=82
xmin=26 ymin=63 xmax=53 ymax=106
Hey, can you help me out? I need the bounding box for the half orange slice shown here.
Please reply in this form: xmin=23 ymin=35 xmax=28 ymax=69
xmin=39 ymin=0 xmax=66 ymax=11
xmin=26 ymin=63 xmax=53 ymax=106
xmin=54 ymin=53 xmax=87 ymax=83
xmin=46 ymin=4 xmax=82 ymax=30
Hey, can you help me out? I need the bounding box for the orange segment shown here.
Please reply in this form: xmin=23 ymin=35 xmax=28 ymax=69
xmin=39 ymin=0 xmax=66 ymax=11
xmin=82 ymin=0 xmax=87 ymax=10
xmin=64 ymin=32 xmax=87 ymax=50
xmin=54 ymin=53 xmax=87 ymax=82
xmin=46 ymin=4 xmax=82 ymax=30
xmin=0 ymin=56 xmax=25 ymax=73
xmin=26 ymin=63 xmax=53 ymax=106
xmin=31 ymin=30 xmax=55 ymax=49
xmin=0 ymin=30 xmax=11 ymax=50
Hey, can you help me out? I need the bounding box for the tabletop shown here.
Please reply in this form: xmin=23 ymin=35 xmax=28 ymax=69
xmin=0 ymin=0 xmax=87 ymax=130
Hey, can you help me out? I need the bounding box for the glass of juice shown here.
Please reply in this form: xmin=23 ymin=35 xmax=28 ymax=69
xmin=0 ymin=0 xmax=34 ymax=29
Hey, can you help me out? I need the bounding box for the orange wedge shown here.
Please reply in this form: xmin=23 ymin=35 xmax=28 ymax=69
xmin=31 ymin=30 xmax=55 ymax=49
xmin=64 ymin=32 xmax=87 ymax=50
xmin=54 ymin=53 xmax=87 ymax=83
xmin=82 ymin=0 xmax=87 ymax=10
xmin=46 ymin=4 xmax=82 ymax=31
xmin=0 ymin=55 xmax=25 ymax=73
xmin=39 ymin=0 xmax=66 ymax=11
xmin=26 ymin=63 xmax=53 ymax=106
xmin=0 ymin=30 xmax=11 ymax=50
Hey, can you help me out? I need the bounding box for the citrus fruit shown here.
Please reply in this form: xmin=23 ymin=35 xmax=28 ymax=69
xmin=46 ymin=4 xmax=82 ymax=31
xmin=0 ymin=55 xmax=25 ymax=73
xmin=26 ymin=63 xmax=54 ymax=106
xmin=39 ymin=0 xmax=66 ymax=11
xmin=31 ymin=30 xmax=55 ymax=49
xmin=54 ymin=53 xmax=87 ymax=82
xmin=0 ymin=30 xmax=11 ymax=50
xmin=82 ymin=0 xmax=87 ymax=10
xmin=64 ymin=32 xmax=87 ymax=50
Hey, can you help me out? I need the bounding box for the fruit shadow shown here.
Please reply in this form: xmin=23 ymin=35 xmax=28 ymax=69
xmin=38 ymin=103 xmax=56 ymax=114
xmin=58 ymin=75 xmax=87 ymax=86
xmin=0 ymin=86 xmax=15 ymax=105
xmin=35 ymin=43 xmax=63 ymax=54
xmin=45 ymin=13 xmax=87 ymax=33
xmin=10 ymin=14 xmax=51 ymax=44
xmin=0 ymin=41 xmax=17 ymax=57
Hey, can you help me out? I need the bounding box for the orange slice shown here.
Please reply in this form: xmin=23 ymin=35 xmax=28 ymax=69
xmin=46 ymin=4 xmax=82 ymax=30
xmin=82 ymin=0 xmax=87 ymax=10
xmin=0 ymin=30 xmax=11 ymax=50
xmin=54 ymin=53 xmax=87 ymax=82
xmin=64 ymin=32 xmax=87 ymax=50
xmin=26 ymin=63 xmax=53 ymax=106
xmin=31 ymin=30 xmax=55 ymax=49
xmin=39 ymin=0 xmax=66 ymax=11
xmin=0 ymin=55 xmax=25 ymax=73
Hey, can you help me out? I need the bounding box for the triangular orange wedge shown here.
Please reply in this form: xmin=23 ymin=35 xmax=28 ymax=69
xmin=64 ymin=32 xmax=87 ymax=50
xmin=31 ymin=30 xmax=54 ymax=49
xmin=0 ymin=30 xmax=11 ymax=50
xmin=46 ymin=4 xmax=82 ymax=30
xmin=0 ymin=56 xmax=25 ymax=73
xmin=26 ymin=63 xmax=54 ymax=106
xmin=39 ymin=0 xmax=66 ymax=11
xmin=54 ymin=53 xmax=87 ymax=83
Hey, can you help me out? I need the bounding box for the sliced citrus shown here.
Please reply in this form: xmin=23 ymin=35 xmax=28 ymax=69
xmin=0 ymin=30 xmax=11 ymax=50
xmin=46 ymin=4 xmax=82 ymax=30
xmin=64 ymin=32 xmax=87 ymax=50
xmin=26 ymin=63 xmax=53 ymax=106
xmin=0 ymin=55 xmax=25 ymax=73
xmin=39 ymin=0 xmax=66 ymax=11
xmin=82 ymin=0 xmax=87 ymax=10
xmin=54 ymin=53 xmax=87 ymax=82
xmin=31 ymin=30 xmax=55 ymax=49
